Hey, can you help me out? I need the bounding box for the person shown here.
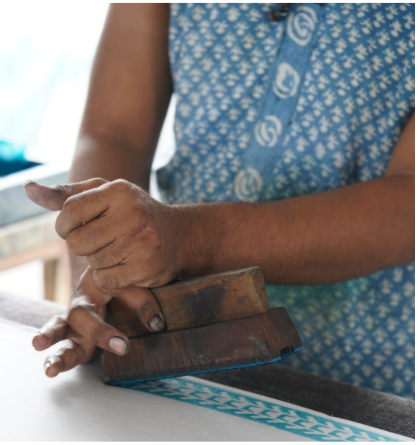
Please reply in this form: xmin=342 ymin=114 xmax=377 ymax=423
xmin=27 ymin=4 xmax=414 ymax=398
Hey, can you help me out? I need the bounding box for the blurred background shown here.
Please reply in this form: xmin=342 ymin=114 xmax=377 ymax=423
xmin=0 ymin=3 xmax=175 ymax=304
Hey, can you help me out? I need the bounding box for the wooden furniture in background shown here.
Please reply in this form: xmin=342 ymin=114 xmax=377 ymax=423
xmin=0 ymin=212 xmax=71 ymax=305
xmin=0 ymin=165 xmax=70 ymax=304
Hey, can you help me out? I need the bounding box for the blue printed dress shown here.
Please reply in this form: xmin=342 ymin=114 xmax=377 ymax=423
xmin=157 ymin=3 xmax=415 ymax=398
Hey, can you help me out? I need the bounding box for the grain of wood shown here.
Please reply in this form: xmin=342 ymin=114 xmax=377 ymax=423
xmin=107 ymin=267 xmax=269 ymax=337
xmin=104 ymin=307 xmax=303 ymax=384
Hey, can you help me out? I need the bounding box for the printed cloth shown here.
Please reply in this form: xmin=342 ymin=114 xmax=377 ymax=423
xmin=157 ymin=3 xmax=415 ymax=398
xmin=0 ymin=319 xmax=413 ymax=441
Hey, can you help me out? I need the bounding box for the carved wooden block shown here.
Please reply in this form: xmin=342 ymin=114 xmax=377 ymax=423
xmin=104 ymin=307 xmax=303 ymax=385
xmin=104 ymin=267 xmax=303 ymax=384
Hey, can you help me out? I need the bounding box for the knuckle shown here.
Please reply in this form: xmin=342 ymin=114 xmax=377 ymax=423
xmin=66 ymin=231 xmax=81 ymax=254
xmin=87 ymin=254 xmax=99 ymax=269
xmin=67 ymin=302 xmax=96 ymax=323
xmin=88 ymin=253 xmax=104 ymax=270
xmin=57 ymin=345 xmax=77 ymax=368
xmin=144 ymin=268 xmax=171 ymax=288
xmin=94 ymin=271 xmax=112 ymax=290
xmin=54 ymin=216 xmax=66 ymax=239
xmin=134 ymin=201 xmax=149 ymax=218
xmin=136 ymin=275 xmax=157 ymax=288
xmin=95 ymin=271 xmax=124 ymax=291
xmin=93 ymin=271 xmax=105 ymax=289
xmin=50 ymin=184 xmax=68 ymax=203
xmin=88 ymin=248 xmax=123 ymax=270
xmin=65 ymin=347 xmax=78 ymax=364
xmin=91 ymin=178 xmax=107 ymax=188
xmin=132 ymin=207 xmax=150 ymax=230
xmin=52 ymin=328 xmax=64 ymax=345
xmin=87 ymin=224 xmax=104 ymax=245
xmin=110 ymin=179 xmax=131 ymax=193
xmin=52 ymin=183 xmax=66 ymax=194
xmin=69 ymin=225 xmax=104 ymax=256
xmin=141 ymin=225 xmax=161 ymax=249
xmin=106 ymin=274 xmax=121 ymax=289
xmin=89 ymin=323 xmax=107 ymax=346
xmin=137 ymin=299 xmax=159 ymax=319
xmin=57 ymin=356 xmax=67 ymax=371
xmin=63 ymin=196 xmax=81 ymax=221
xmin=50 ymin=315 xmax=67 ymax=326
xmin=50 ymin=329 xmax=68 ymax=344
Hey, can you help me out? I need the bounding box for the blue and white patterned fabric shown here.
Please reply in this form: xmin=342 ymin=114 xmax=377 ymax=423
xmin=157 ymin=3 xmax=415 ymax=398
xmin=122 ymin=377 xmax=411 ymax=441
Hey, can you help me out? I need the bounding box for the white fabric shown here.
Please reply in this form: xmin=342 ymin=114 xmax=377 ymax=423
xmin=0 ymin=319 xmax=411 ymax=441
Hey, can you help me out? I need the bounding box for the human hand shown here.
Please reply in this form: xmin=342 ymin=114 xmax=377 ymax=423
xmin=32 ymin=266 xmax=165 ymax=377
xmin=25 ymin=178 xmax=187 ymax=291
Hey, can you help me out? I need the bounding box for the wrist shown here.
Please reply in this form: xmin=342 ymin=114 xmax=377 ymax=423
xmin=172 ymin=203 xmax=222 ymax=279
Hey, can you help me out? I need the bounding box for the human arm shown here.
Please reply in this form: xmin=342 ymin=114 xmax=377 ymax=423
xmin=29 ymin=113 xmax=414 ymax=290
xmin=29 ymin=3 xmax=173 ymax=376
xmin=180 ymin=112 xmax=415 ymax=285
xmin=67 ymin=3 xmax=172 ymax=286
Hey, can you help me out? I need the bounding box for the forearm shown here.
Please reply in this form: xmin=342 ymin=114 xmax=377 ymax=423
xmin=68 ymin=133 xmax=153 ymax=189
xmin=180 ymin=174 xmax=414 ymax=285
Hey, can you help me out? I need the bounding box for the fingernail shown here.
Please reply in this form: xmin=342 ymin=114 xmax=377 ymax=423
xmin=109 ymin=337 xmax=128 ymax=354
xmin=44 ymin=361 xmax=51 ymax=374
xmin=33 ymin=333 xmax=48 ymax=349
xmin=149 ymin=315 xmax=166 ymax=333
xmin=24 ymin=180 xmax=35 ymax=187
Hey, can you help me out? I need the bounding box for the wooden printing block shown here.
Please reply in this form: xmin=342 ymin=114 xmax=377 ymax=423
xmin=104 ymin=267 xmax=303 ymax=384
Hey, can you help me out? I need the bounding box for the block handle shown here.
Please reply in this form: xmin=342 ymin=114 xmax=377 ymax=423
xmin=107 ymin=266 xmax=269 ymax=337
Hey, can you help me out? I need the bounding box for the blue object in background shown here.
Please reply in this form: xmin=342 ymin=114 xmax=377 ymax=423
xmin=0 ymin=139 xmax=40 ymax=177
xmin=0 ymin=139 xmax=25 ymax=162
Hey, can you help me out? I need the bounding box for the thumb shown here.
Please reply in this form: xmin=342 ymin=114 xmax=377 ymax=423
xmin=24 ymin=178 xmax=108 ymax=210
xmin=110 ymin=286 xmax=166 ymax=334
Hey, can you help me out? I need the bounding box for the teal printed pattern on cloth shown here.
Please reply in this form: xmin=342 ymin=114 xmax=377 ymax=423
xmin=122 ymin=377 xmax=407 ymax=441
xmin=157 ymin=3 xmax=415 ymax=398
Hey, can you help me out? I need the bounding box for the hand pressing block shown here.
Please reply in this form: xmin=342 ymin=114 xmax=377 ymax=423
xmin=104 ymin=267 xmax=303 ymax=385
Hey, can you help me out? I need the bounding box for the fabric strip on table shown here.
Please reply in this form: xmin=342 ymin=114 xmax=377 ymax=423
xmin=0 ymin=319 xmax=411 ymax=442
xmin=122 ymin=377 xmax=409 ymax=442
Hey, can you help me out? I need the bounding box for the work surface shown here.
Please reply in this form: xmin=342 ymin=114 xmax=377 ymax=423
xmin=0 ymin=319 xmax=410 ymax=441
xmin=0 ymin=292 xmax=414 ymax=441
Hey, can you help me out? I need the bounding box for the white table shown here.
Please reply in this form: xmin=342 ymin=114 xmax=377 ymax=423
xmin=0 ymin=319 xmax=410 ymax=441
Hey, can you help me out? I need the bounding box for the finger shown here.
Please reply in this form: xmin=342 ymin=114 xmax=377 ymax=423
xmin=66 ymin=216 xmax=118 ymax=256
xmin=113 ymin=287 xmax=166 ymax=333
xmin=32 ymin=315 xmax=75 ymax=351
xmin=67 ymin=300 xmax=129 ymax=355
xmin=86 ymin=222 xmax=156 ymax=270
xmin=93 ymin=264 xmax=134 ymax=291
xmin=87 ymin=239 xmax=128 ymax=270
xmin=93 ymin=258 xmax=164 ymax=291
xmin=55 ymin=186 xmax=111 ymax=239
xmin=44 ymin=339 xmax=94 ymax=378
xmin=24 ymin=178 xmax=108 ymax=211
xmin=55 ymin=179 xmax=137 ymax=240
